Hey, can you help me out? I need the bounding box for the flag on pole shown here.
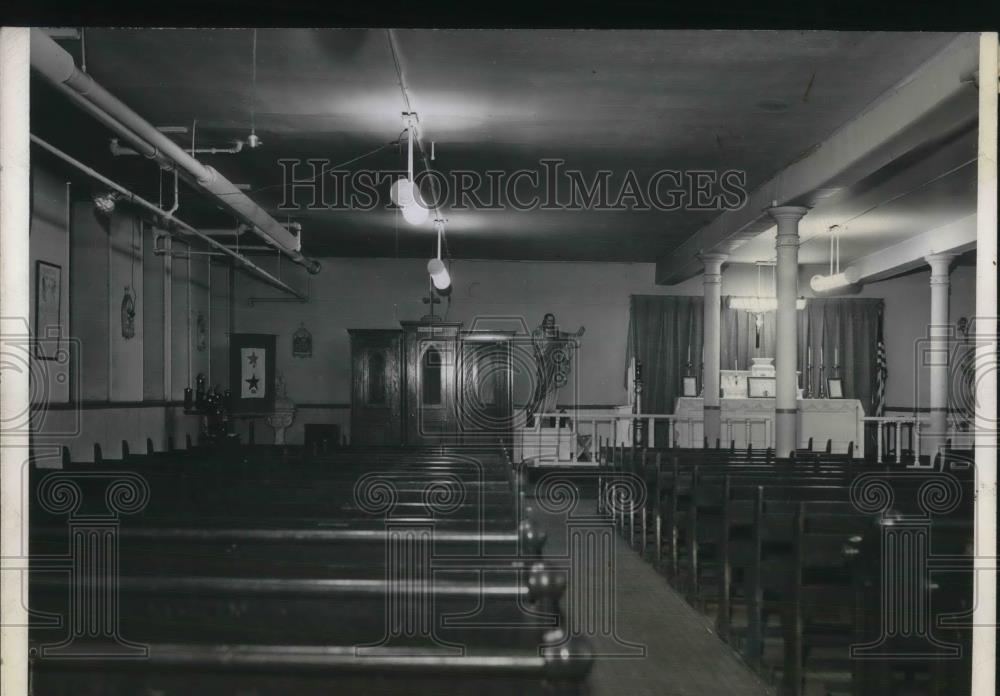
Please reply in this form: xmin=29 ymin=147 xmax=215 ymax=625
xmin=874 ymin=307 xmax=887 ymax=416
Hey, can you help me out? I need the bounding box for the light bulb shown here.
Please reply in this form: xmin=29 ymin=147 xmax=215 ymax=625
xmin=728 ymin=296 xmax=807 ymax=311
xmin=810 ymin=268 xmax=860 ymax=293
xmin=401 ymin=184 xmax=430 ymax=224
xmin=427 ymin=258 xmax=451 ymax=290
xmin=390 ymin=177 xmax=412 ymax=207
xmin=402 ymin=199 xmax=429 ymax=224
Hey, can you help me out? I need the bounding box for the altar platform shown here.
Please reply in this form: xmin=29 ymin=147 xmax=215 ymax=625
xmin=673 ymin=396 xmax=865 ymax=455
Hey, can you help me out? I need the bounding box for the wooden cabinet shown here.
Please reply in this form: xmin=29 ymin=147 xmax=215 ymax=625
xmin=349 ymin=323 xmax=513 ymax=447
xmin=348 ymin=329 xmax=403 ymax=446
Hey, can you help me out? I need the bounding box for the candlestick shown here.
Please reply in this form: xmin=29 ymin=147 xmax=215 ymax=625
xmin=834 ymin=347 xmax=839 ymax=366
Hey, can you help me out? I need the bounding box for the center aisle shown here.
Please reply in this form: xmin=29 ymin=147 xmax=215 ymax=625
xmin=534 ymin=496 xmax=773 ymax=696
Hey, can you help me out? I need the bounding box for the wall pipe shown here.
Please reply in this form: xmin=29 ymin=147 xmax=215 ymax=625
xmin=31 ymin=134 xmax=306 ymax=300
xmin=29 ymin=28 xmax=321 ymax=275
xmin=111 ymin=137 xmax=245 ymax=157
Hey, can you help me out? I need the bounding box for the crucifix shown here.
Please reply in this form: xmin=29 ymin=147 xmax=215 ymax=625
xmin=420 ymin=275 xmax=445 ymax=322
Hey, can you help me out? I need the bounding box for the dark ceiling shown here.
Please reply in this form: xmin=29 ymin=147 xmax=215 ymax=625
xmin=30 ymin=29 xmax=959 ymax=261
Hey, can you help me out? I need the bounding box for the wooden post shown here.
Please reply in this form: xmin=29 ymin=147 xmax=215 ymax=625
xmin=745 ymin=485 xmax=764 ymax=670
xmin=784 ymin=503 xmax=805 ymax=696
xmin=654 ymin=452 xmax=662 ymax=569
xmin=688 ymin=465 xmax=701 ymax=601
xmin=972 ymin=31 xmax=998 ymax=696
xmin=716 ymin=474 xmax=732 ymax=641
xmin=0 ymin=28 xmax=31 ymax=696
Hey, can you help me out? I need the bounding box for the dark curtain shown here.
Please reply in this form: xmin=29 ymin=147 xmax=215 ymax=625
xmin=798 ymin=298 xmax=883 ymax=414
xmin=626 ymin=295 xmax=704 ymax=414
xmin=720 ymin=304 xmax=777 ymax=373
xmin=628 ymin=295 xmax=884 ymax=416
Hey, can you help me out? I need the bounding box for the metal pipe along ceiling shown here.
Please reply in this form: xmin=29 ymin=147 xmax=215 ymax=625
xmin=29 ymin=28 xmax=322 ymax=275
xmin=31 ymin=134 xmax=306 ymax=301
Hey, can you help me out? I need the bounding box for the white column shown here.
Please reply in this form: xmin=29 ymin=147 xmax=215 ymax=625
xmin=0 ymin=26 xmax=32 ymax=696
xmin=972 ymin=31 xmax=997 ymax=696
xmin=768 ymin=206 xmax=808 ymax=458
xmin=925 ymin=252 xmax=956 ymax=458
xmin=701 ymin=253 xmax=727 ymax=445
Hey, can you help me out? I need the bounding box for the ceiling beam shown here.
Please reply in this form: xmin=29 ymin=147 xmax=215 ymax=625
xmin=656 ymin=32 xmax=980 ymax=285
xmin=845 ymin=214 xmax=976 ymax=284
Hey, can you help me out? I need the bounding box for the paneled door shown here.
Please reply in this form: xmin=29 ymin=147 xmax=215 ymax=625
xmin=402 ymin=322 xmax=461 ymax=445
xmin=459 ymin=334 xmax=513 ymax=446
xmin=349 ymin=329 xmax=403 ymax=446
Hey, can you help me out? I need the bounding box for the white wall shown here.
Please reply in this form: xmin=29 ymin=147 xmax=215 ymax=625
xmin=854 ymin=262 xmax=976 ymax=411
xmin=229 ymin=257 xmax=681 ymax=443
xmin=229 ymin=255 xmax=967 ymax=444
xmin=30 ymin=163 xmax=203 ymax=463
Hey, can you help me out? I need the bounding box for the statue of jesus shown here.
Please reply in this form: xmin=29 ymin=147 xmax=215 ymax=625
xmin=531 ymin=313 xmax=585 ymax=423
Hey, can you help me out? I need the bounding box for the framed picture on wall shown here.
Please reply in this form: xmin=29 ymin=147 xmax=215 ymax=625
xmin=747 ymin=376 xmax=776 ymax=398
xmin=827 ymin=378 xmax=844 ymax=399
xmin=682 ymin=376 xmax=698 ymax=397
xmin=34 ymin=261 xmax=62 ymax=360
xmin=229 ymin=333 xmax=277 ymax=413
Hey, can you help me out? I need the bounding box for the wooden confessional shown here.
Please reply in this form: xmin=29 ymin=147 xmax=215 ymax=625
xmin=349 ymin=322 xmax=512 ymax=446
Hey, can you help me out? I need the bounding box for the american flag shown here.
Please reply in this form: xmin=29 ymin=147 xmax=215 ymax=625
xmin=874 ymin=307 xmax=887 ymax=416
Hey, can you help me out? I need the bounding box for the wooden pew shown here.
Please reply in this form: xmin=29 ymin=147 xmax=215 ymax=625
xmin=29 ymin=445 xmax=593 ymax=695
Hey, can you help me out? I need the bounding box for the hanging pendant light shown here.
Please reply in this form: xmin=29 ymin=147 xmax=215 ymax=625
xmin=247 ymin=29 xmax=263 ymax=149
xmin=395 ymin=119 xmax=429 ymax=225
xmin=810 ymin=225 xmax=860 ymax=292
xmin=729 ymin=262 xmax=807 ymax=311
xmin=402 ymin=191 xmax=430 ymax=224
xmin=389 ymin=177 xmax=410 ymax=207
xmin=427 ymin=220 xmax=451 ymax=290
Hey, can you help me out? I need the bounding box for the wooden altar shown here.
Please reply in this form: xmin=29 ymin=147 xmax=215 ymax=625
xmin=673 ymin=396 xmax=865 ymax=455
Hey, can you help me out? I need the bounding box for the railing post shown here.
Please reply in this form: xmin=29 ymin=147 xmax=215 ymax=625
xmin=555 ymin=415 xmax=562 ymax=461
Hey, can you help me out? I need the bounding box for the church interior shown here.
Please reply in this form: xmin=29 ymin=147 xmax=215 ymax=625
xmin=0 ymin=26 xmax=996 ymax=696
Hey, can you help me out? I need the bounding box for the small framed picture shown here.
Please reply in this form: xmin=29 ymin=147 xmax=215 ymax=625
xmin=682 ymin=376 xmax=698 ymax=397
xmin=747 ymin=376 xmax=776 ymax=398
xmin=34 ymin=261 xmax=62 ymax=360
xmin=827 ymin=378 xmax=844 ymax=398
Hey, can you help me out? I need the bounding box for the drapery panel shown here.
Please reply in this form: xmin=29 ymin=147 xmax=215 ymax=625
xmin=626 ymin=295 xmax=704 ymax=414
xmin=628 ymin=295 xmax=884 ymax=416
xmin=798 ymin=298 xmax=883 ymax=414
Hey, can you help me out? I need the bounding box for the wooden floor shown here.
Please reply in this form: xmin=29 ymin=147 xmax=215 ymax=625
xmin=535 ymin=497 xmax=773 ymax=696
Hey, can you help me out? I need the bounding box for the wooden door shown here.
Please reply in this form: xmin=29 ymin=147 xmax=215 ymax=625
xmin=403 ymin=322 xmax=460 ymax=445
xmin=459 ymin=335 xmax=513 ymax=445
xmin=349 ymin=330 xmax=403 ymax=446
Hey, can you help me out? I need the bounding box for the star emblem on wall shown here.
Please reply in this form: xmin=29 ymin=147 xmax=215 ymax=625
xmin=247 ymin=351 xmax=259 ymax=367
xmin=246 ymin=374 xmax=260 ymax=393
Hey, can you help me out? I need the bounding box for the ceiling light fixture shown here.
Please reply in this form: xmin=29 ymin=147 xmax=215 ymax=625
xmin=729 ymin=296 xmax=807 ymax=312
xmin=729 ymin=261 xmax=806 ymax=312
xmin=810 ymin=268 xmax=861 ymax=293
xmin=92 ymin=190 xmax=119 ymax=216
xmin=810 ymin=224 xmax=860 ymax=292
xmin=392 ymin=114 xmax=429 ymax=225
xmin=247 ymin=29 xmax=262 ymax=149
xmin=427 ymin=219 xmax=451 ymax=291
